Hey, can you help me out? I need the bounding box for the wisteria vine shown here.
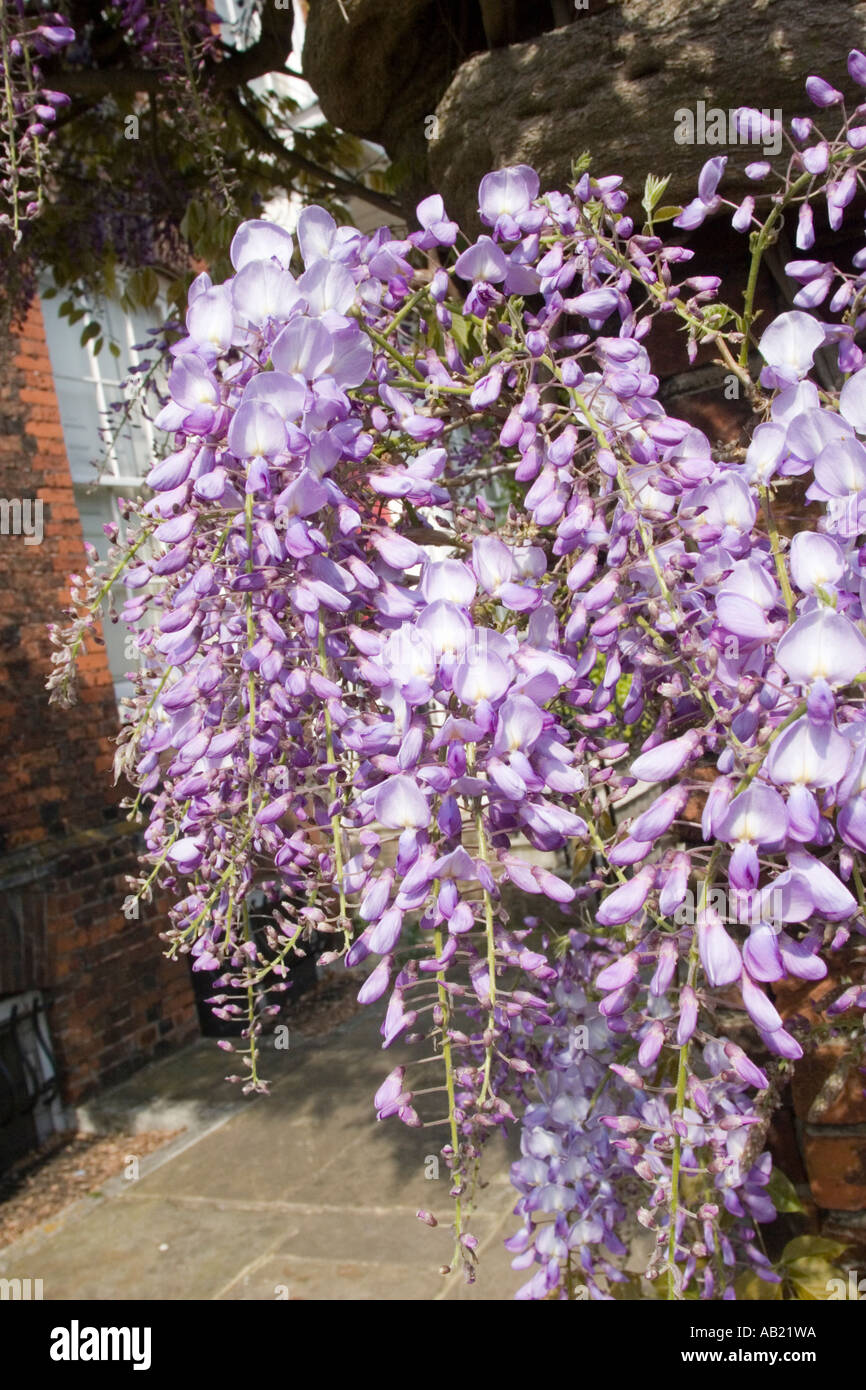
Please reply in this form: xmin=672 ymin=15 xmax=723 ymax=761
xmin=1 ymin=1 xmax=222 ymax=264
xmin=0 ymin=3 xmax=72 ymax=246
xmin=50 ymin=51 xmax=866 ymax=1300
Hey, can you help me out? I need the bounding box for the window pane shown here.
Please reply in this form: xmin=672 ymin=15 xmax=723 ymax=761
xmin=52 ymin=374 xmax=105 ymax=484
xmin=104 ymin=383 xmax=153 ymax=480
xmin=73 ymin=488 xmax=136 ymax=702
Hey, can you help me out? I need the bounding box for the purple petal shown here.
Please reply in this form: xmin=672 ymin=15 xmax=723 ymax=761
xmin=776 ymin=608 xmax=866 ymax=687
xmin=698 ymin=155 xmax=727 ymax=204
xmin=374 ymin=775 xmax=431 ymax=830
xmin=697 ymin=908 xmax=742 ymax=987
xmin=630 ymin=732 xmax=699 ymax=784
xmin=596 ymin=869 xmax=654 ymax=926
xmin=454 ymin=237 xmax=508 ymax=283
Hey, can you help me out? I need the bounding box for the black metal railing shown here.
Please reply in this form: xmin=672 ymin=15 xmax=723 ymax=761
xmin=0 ymin=994 xmax=58 ymax=1172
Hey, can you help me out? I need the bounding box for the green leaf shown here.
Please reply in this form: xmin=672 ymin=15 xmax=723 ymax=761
xmin=786 ymin=1256 xmax=843 ymax=1301
xmin=425 ymin=316 xmax=444 ymax=356
xmin=780 ymin=1235 xmax=849 ymax=1265
xmin=80 ymin=321 xmax=101 ymax=346
xmin=126 ymin=267 xmax=160 ymax=309
xmin=449 ymin=312 xmax=474 ymax=357
xmin=698 ymin=303 xmax=737 ymax=338
xmin=642 ymin=173 xmax=672 ymax=217
xmin=108 ymin=341 xmax=122 ymax=359
xmin=767 ymin=1168 xmax=805 ymax=1214
xmin=651 ymin=206 xmax=683 ymax=223
xmin=180 ymin=198 xmax=206 ymax=244
xmin=734 ymin=1270 xmax=783 ymax=1301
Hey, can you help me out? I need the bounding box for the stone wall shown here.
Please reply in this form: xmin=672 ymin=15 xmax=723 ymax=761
xmin=305 ymin=0 xmax=866 ymax=228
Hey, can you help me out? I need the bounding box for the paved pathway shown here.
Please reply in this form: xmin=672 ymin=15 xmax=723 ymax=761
xmin=0 ymin=1010 xmax=524 ymax=1300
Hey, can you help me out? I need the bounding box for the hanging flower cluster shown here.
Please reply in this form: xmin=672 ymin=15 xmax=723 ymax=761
xmin=53 ymin=51 xmax=866 ymax=1299
xmin=0 ymin=2 xmax=224 ymax=261
xmin=0 ymin=3 xmax=72 ymax=246
xmin=107 ymin=0 xmax=220 ymax=69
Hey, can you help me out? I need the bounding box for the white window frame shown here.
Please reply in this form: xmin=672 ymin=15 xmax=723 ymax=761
xmin=41 ymin=286 xmax=164 ymax=707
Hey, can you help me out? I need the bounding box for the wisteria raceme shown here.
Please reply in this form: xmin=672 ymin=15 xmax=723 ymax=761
xmin=52 ymin=51 xmax=866 ymax=1299
xmin=107 ymin=0 xmax=220 ymax=68
xmin=0 ymin=2 xmax=224 ymax=269
xmin=0 ymin=2 xmax=72 ymax=244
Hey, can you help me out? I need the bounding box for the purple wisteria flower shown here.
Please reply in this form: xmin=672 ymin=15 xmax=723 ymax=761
xmin=50 ymin=76 xmax=866 ymax=1302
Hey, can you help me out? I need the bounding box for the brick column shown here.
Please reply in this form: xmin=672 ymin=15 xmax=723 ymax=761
xmin=0 ymin=297 xmax=198 ymax=1109
xmin=775 ymin=964 xmax=866 ymax=1252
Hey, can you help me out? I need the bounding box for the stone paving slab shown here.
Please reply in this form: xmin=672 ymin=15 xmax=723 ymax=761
xmin=0 ymin=1196 xmax=284 ymax=1301
xmin=270 ymin=1205 xmax=492 ymax=1267
xmin=221 ymin=1254 xmax=444 ymax=1301
xmin=0 ymin=1008 xmax=524 ymax=1300
xmin=75 ymin=1037 xmax=251 ymax=1135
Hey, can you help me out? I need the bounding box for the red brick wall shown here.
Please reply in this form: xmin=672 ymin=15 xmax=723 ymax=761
xmin=0 ymin=298 xmax=198 ymax=1107
xmin=3 ymin=301 xmax=123 ymax=847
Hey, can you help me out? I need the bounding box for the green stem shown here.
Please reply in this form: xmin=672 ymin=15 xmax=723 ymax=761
xmin=382 ymin=284 xmax=429 ymax=337
xmin=738 ymin=171 xmax=813 ymax=369
xmin=318 ymin=616 xmax=348 ymax=940
xmin=759 ymin=484 xmax=797 ymax=622
xmin=0 ymin=7 xmax=21 ymax=245
xmin=242 ymin=897 xmax=260 ymax=1088
xmin=244 ymin=494 xmax=257 ymax=817
xmin=358 ymin=319 xmax=424 ymax=379
xmin=666 ymin=866 xmax=708 ymax=1300
xmin=852 ymin=859 xmax=866 ymax=928
xmin=474 ymin=806 xmax=497 ymax=1106
xmin=67 ymin=528 xmax=154 ymax=668
xmin=134 ymin=798 xmax=192 ymax=904
xmin=433 ymin=914 xmax=464 ymax=1268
